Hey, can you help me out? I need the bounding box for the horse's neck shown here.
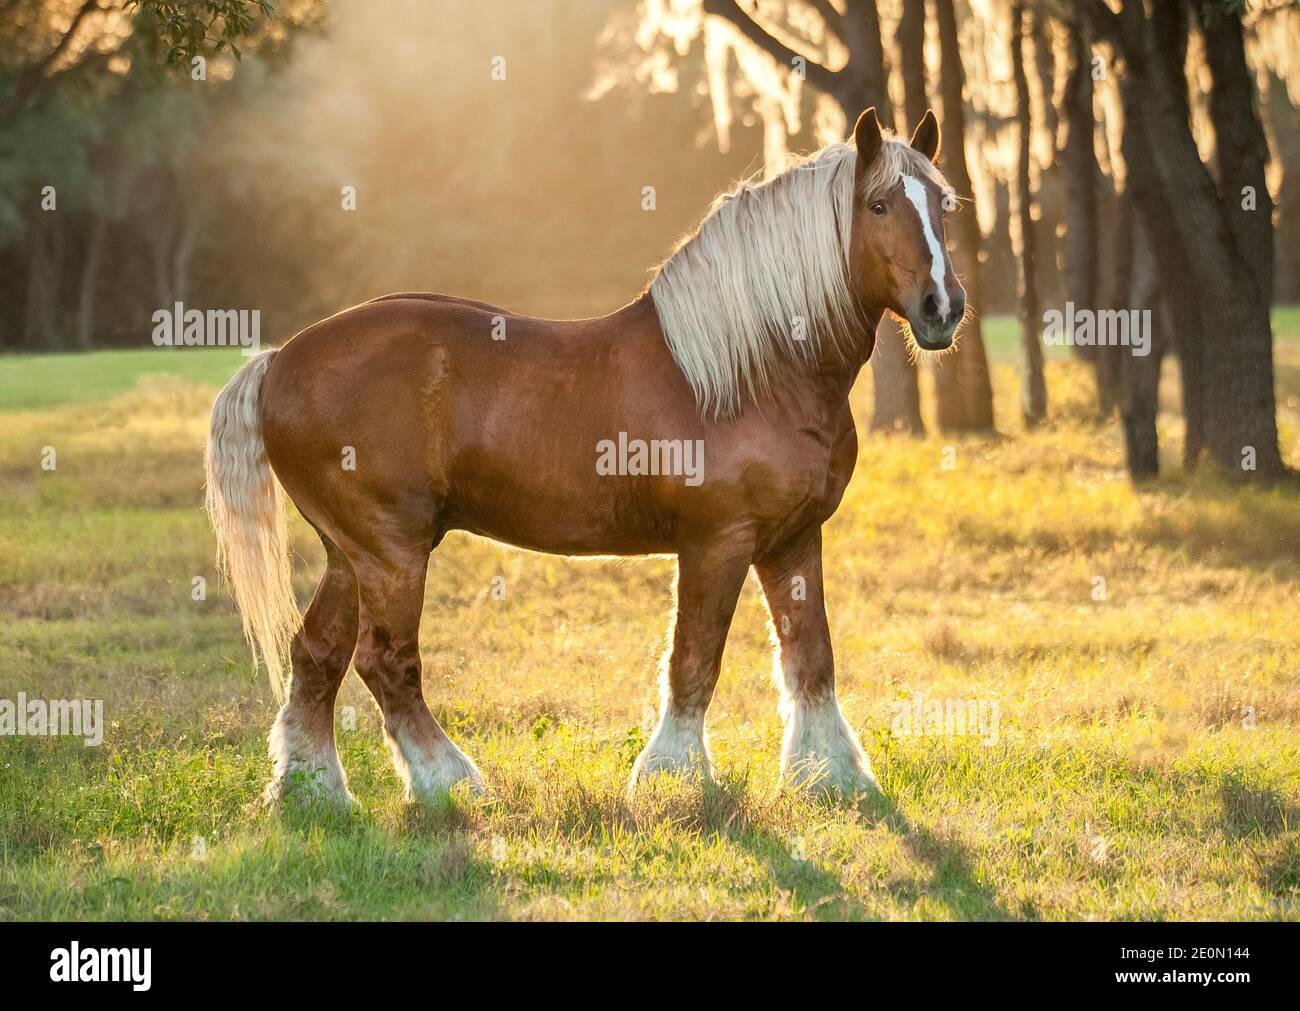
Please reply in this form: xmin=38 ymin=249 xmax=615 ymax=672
xmin=746 ymin=310 xmax=877 ymax=431
xmin=806 ymin=308 xmax=882 ymax=404
xmin=616 ymin=291 xmax=878 ymax=419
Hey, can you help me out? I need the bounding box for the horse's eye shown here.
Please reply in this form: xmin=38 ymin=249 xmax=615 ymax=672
xmin=870 ymin=201 xmax=886 ymax=216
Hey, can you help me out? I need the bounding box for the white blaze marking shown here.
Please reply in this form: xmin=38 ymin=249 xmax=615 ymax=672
xmin=902 ymin=175 xmax=949 ymax=319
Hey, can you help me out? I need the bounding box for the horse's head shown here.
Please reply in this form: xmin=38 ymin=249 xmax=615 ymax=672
xmin=848 ymin=107 xmax=965 ymax=352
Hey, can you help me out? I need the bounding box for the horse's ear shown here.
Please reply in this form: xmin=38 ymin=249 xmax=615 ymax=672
xmin=853 ymin=107 xmax=884 ymax=175
xmin=910 ymin=109 xmax=941 ymax=162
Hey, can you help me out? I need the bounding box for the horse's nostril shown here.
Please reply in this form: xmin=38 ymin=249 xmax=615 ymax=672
xmin=922 ymin=293 xmax=941 ymax=320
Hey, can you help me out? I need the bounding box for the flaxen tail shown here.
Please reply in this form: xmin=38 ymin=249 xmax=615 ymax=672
xmin=204 ymin=349 xmax=299 ymax=703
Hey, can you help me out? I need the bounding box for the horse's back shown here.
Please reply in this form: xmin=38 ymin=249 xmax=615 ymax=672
xmin=365 ymin=291 xmax=510 ymax=315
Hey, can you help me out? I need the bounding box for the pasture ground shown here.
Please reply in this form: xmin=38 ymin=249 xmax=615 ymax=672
xmin=1 ymin=312 xmax=1298 ymax=920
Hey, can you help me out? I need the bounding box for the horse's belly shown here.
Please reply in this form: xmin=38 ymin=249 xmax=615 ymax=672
xmin=445 ymin=476 xmax=675 ymax=557
xmin=456 ymin=519 xmax=673 ymax=557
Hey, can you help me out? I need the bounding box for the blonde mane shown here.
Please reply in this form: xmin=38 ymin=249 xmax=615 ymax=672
xmin=649 ymin=135 xmax=949 ymax=419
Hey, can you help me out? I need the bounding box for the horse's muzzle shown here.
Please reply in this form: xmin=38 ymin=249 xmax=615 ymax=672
xmin=909 ymin=289 xmax=964 ymax=351
xmin=909 ymin=316 xmax=960 ymax=351
xmin=912 ymin=327 xmax=955 ymax=352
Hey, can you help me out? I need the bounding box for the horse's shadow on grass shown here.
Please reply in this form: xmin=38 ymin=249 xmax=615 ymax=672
xmin=715 ymin=780 xmax=1013 ymax=921
xmin=1218 ymin=776 xmax=1297 ymax=840
xmin=261 ymin=795 xmax=507 ymax=920
xmin=268 ymin=768 xmax=1011 ymax=919
xmin=456 ymin=768 xmax=1014 ymax=921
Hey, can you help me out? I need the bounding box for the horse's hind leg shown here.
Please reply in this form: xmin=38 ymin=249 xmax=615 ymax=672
xmin=265 ymin=536 xmax=359 ymax=805
xmin=349 ymin=546 xmax=485 ymax=802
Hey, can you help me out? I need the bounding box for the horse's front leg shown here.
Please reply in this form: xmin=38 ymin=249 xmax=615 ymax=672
xmin=754 ymin=526 xmax=878 ymax=795
xmin=629 ymin=535 xmax=753 ymax=791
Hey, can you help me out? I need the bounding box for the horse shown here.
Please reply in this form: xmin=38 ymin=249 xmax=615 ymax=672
xmin=203 ymin=107 xmax=965 ymax=806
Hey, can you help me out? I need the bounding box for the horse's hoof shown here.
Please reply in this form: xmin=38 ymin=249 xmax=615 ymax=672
xmin=262 ymin=771 xmax=355 ymax=809
xmin=403 ymin=744 xmax=488 ymax=804
xmin=629 ymin=709 xmax=711 ymax=792
xmin=783 ymin=755 xmax=880 ymax=799
xmin=627 ymin=750 xmax=712 ymax=798
xmin=406 ymin=778 xmax=487 ymax=806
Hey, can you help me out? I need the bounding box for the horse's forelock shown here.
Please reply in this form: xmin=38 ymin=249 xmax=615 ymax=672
xmin=859 ymin=137 xmax=951 ymax=204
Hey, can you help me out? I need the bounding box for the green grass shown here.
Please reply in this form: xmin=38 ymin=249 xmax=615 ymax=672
xmin=977 ymin=305 xmax=1300 ymax=363
xmin=1 ymin=318 xmax=1298 ymax=920
xmin=0 ymin=347 xmax=248 ymax=411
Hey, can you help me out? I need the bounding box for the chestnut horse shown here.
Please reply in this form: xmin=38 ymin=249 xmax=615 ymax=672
xmin=204 ymin=108 xmax=965 ymax=805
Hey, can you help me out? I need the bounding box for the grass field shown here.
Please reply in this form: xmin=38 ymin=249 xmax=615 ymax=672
xmin=1 ymin=313 xmax=1299 ymax=921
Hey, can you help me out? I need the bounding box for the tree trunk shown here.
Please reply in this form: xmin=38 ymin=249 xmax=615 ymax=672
xmin=76 ymin=214 xmax=109 ymax=349
xmin=839 ymin=0 xmax=892 ymax=129
xmin=863 ymin=0 xmax=925 ymax=428
xmin=174 ymin=200 xmax=203 ymax=304
xmin=23 ymin=211 xmax=64 ymax=349
xmin=896 ymin=0 xmax=928 ymax=134
xmin=931 ymin=0 xmax=995 ymax=433
xmin=1199 ymin=7 xmax=1283 ymax=479
xmin=1203 ymin=9 xmax=1273 ymax=307
xmin=1032 ymin=12 xmax=1059 ymax=159
xmin=1119 ymin=206 xmax=1163 ymax=479
xmin=1108 ymin=1 xmax=1203 ymax=465
xmin=1094 ymin=186 xmax=1124 ymax=420
xmin=1060 ymin=26 xmax=1107 ymax=401
xmin=1098 ymin=0 xmax=1284 ymax=479
xmin=869 ymin=314 xmax=924 ymax=433
xmin=1011 ymin=2 xmax=1046 ymax=426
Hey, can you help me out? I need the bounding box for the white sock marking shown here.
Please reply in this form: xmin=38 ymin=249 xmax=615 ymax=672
xmin=775 ymin=655 xmax=876 ymax=793
xmin=265 ymin=704 xmax=351 ymax=804
xmin=390 ymin=727 xmax=486 ymax=800
xmin=632 ymin=707 xmax=709 ymax=783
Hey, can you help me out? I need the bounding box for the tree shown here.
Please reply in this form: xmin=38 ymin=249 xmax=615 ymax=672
xmin=1084 ymin=0 xmax=1287 ymax=481
xmin=0 ymin=0 xmax=315 ymax=350
xmin=930 ymin=0 xmax=995 ymax=433
xmin=0 ymin=1 xmax=278 ymax=130
xmin=1010 ymin=1 xmax=1045 ymax=426
xmin=1113 ymin=193 xmax=1166 ymax=478
xmin=867 ymin=1 xmax=924 ymax=435
xmin=702 ymin=0 xmax=881 ymax=119
xmin=1059 ymin=21 xmax=1108 ymax=413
